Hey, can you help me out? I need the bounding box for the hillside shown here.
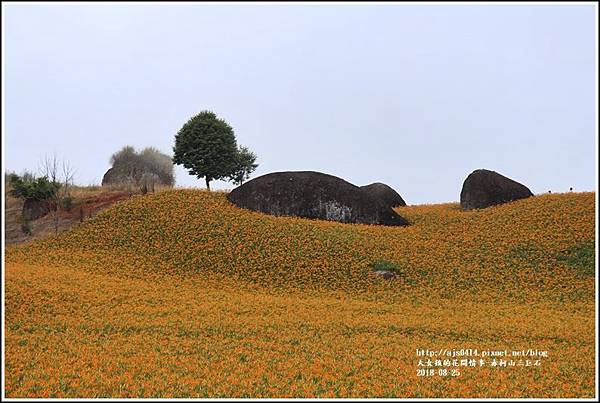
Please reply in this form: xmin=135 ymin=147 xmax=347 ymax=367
xmin=4 ymin=186 xmax=135 ymax=245
xmin=4 ymin=190 xmax=596 ymax=397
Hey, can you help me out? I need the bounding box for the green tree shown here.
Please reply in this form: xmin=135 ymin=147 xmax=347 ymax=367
xmin=173 ymin=110 xmax=239 ymax=190
xmin=229 ymin=146 xmax=258 ymax=185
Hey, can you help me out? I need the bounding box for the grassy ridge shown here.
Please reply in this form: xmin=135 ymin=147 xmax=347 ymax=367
xmin=5 ymin=190 xmax=596 ymax=397
xmin=6 ymin=190 xmax=595 ymax=301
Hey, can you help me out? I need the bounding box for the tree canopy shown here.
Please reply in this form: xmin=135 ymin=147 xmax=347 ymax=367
xmin=107 ymin=146 xmax=174 ymax=187
xmin=230 ymin=146 xmax=258 ymax=185
xmin=173 ymin=110 xmax=257 ymax=189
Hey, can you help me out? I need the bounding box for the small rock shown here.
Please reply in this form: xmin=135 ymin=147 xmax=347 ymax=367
xmin=374 ymin=270 xmax=397 ymax=280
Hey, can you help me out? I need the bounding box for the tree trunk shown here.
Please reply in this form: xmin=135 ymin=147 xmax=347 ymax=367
xmin=54 ymin=198 xmax=60 ymax=234
xmin=205 ymin=178 xmax=211 ymax=191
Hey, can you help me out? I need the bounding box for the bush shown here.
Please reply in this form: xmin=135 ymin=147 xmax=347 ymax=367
xmin=107 ymin=146 xmax=174 ymax=187
xmin=139 ymin=147 xmax=174 ymax=187
xmin=61 ymin=196 xmax=74 ymax=211
xmin=8 ymin=173 xmax=61 ymax=201
xmin=368 ymin=260 xmax=402 ymax=272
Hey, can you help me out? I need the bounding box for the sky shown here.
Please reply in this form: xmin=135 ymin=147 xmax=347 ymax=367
xmin=2 ymin=3 xmax=597 ymax=204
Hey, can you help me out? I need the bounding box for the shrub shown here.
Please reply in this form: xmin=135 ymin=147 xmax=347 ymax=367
xmin=139 ymin=147 xmax=174 ymax=187
xmin=107 ymin=146 xmax=174 ymax=188
xmin=368 ymin=260 xmax=402 ymax=272
xmin=8 ymin=173 xmax=61 ymax=201
xmin=61 ymin=196 xmax=74 ymax=211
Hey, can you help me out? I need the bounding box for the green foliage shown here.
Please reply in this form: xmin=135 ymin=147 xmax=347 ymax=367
xmin=173 ymin=110 xmax=257 ymax=189
xmin=556 ymin=242 xmax=595 ymax=278
xmin=230 ymin=146 xmax=258 ymax=185
xmin=368 ymin=260 xmax=401 ymax=272
xmin=8 ymin=173 xmax=61 ymax=201
xmin=6 ymin=170 xmax=35 ymax=184
xmin=61 ymin=196 xmax=74 ymax=211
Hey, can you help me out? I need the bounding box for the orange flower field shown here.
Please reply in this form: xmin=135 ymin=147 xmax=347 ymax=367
xmin=4 ymin=190 xmax=596 ymax=398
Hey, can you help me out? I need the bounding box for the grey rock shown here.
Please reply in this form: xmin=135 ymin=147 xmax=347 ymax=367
xmin=361 ymin=182 xmax=406 ymax=207
xmin=227 ymin=171 xmax=409 ymax=226
xmin=374 ymin=270 xmax=397 ymax=280
xmin=460 ymin=169 xmax=533 ymax=210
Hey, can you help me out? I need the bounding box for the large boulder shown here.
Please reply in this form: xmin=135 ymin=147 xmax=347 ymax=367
xmin=101 ymin=167 xmax=121 ymax=186
xmin=460 ymin=169 xmax=533 ymax=210
xmin=361 ymin=182 xmax=406 ymax=207
xmin=227 ymin=171 xmax=409 ymax=226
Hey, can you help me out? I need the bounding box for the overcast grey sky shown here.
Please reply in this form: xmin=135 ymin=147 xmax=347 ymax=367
xmin=3 ymin=3 xmax=597 ymax=204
